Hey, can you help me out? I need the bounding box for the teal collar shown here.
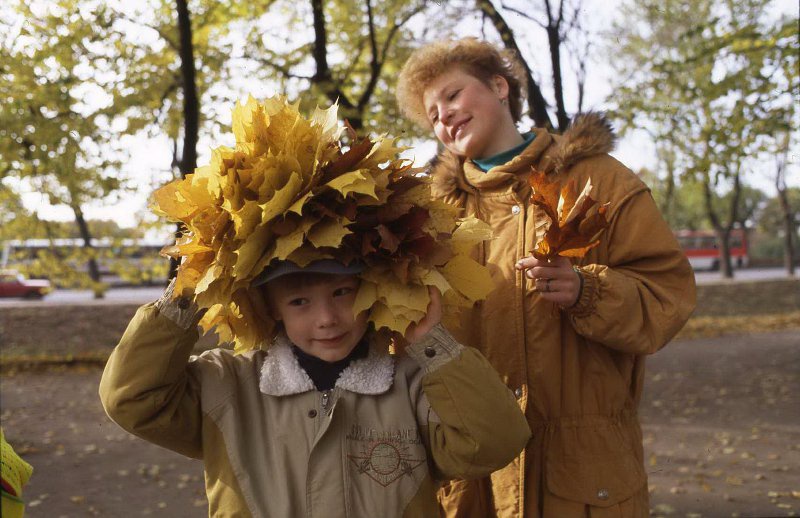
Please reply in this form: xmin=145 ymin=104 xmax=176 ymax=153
xmin=473 ymin=132 xmax=536 ymax=172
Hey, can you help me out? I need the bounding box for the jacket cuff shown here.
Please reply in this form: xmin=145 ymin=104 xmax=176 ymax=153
xmin=566 ymin=267 xmax=599 ymax=318
xmin=154 ymin=280 xmax=201 ymax=330
xmin=405 ymin=323 xmax=464 ymax=374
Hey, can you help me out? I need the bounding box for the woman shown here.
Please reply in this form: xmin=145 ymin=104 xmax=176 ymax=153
xmin=395 ymin=37 xmax=696 ymax=518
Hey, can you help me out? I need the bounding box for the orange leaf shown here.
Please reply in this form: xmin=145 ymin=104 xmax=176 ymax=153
xmin=528 ymin=170 xmax=609 ymax=261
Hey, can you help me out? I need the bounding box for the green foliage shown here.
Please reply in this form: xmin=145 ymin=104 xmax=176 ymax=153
xmin=609 ymin=0 xmax=796 ymax=275
xmin=610 ymin=0 xmax=796 ymax=172
xmin=240 ymin=0 xmax=442 ymax=138
xmin=1 ymin=1 xmax=127 ymax=206
xmin=106 ymin=0 xmax=269 ymax=141
xmin=759 ymin=187 xmax=800 ymax=234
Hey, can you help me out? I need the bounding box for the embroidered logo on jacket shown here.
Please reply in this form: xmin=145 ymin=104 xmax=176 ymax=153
xmin=346 ymin=425 xmax=426 ymax=487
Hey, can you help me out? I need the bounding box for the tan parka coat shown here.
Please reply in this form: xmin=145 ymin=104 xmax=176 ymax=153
xmin=431 ymin=114 xmax=696 ymax=518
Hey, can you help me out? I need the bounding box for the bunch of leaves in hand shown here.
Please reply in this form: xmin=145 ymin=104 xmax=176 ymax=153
xmin=528 ymin=169 xmax=610 ymax=261
xmin=152 ymin=95 xmax=494 ymax=352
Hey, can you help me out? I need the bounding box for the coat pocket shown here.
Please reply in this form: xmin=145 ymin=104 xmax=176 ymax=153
xmin=545 ymin=415 xmax=646 ymax=508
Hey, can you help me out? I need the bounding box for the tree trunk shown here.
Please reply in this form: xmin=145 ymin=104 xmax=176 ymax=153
xmin=170 ymin=0 xmax=200 ymax=281
xmin=775 ymin=138 xmax=796 ymax=276
xmin=475 ymin=0 xmax=554 ymax=130
xmin=73 ymin=206 xmax=104 ymax=298
xmin=658 ymin=145 xmax=676 ymax=224
xmin=723 ymin=168 xmax=743 ymax=277
xmin=176 ymin=0 xmax=199 ymax=177
xmin=309 ymin=0 xmax=361 ymax=129
xmin=546 ymin=25 xmax=569 ymax=132
xmin=777 ymin=182 xmax=796 ymax=277
xmin=701 ymin=173 xmax=735 ymax=279
xmin=715 ymin=226 xmax=733 ymax=278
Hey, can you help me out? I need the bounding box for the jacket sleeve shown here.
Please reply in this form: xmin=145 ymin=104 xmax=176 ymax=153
xmin=566 ymin=187 xmax=696 ymax=355
xmin=98 ymin=300 xmax=204 ymax=459
xmin=406 ymin=324 xmax=532 ymax=480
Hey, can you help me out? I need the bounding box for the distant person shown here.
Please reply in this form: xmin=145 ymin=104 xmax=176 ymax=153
xmin=1 ymin=428 xmax=34 ymax=518
xmin=99 ymin=257 xmax=531 ymax=516
xmin=396 ymin=37 xmax=696 ymax=517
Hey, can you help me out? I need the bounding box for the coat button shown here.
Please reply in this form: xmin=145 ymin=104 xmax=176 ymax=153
xmin=424 ymin=346 xmax=436 ymax=358
xmin=308 ymin=409 xmax=317 ymax=418
xmin=514 ymin=388 xmax=523 ymax=399
xmin=597 ymin=488 xmax=609 ymax=500
xmin=511 ymin=205 xmax=521 ymax=215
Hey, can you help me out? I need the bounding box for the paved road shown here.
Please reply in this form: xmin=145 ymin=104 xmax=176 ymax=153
xmin=693 ymin=267 xmax=793 ymax=285
xmin=0 ymin=268 xmax=793 ymax=308
xmin=0 ymin=286 xmax=164 ymax=307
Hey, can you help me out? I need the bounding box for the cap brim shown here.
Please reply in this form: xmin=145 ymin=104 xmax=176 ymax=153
xmin=251 ymin=259 xmax=363 ymax=287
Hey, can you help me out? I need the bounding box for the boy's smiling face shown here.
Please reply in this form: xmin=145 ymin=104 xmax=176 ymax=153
xmin=265 ymin=274 xmax=369 ymax=362
xmin=422 ymin=67 xmax=511 ymax=159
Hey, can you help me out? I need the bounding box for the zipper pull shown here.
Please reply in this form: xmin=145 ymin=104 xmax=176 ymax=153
xmin=321 ymin=390 xmax=331 ymax=414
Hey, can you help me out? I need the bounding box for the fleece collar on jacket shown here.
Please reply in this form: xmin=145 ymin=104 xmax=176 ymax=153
xmin=430 ymin=111 xmax=617 ymax=198
xmin=259 ymin=334 xmax=395 ymax=397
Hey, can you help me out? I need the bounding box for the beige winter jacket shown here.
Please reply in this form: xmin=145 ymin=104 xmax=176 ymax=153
xmin=99 ymin=297 xmax=531 ymax=518
xmin=431 ymin=113 xmax=696 ymax=518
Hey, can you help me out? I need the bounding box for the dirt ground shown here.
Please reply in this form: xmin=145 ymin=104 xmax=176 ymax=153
xmin=1 ymin=329 xmax=798 ymax=517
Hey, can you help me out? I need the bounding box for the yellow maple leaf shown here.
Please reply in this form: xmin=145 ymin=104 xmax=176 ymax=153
xmin=325 ymin=170 xmax=379 ymax=199
xmin=371 ymin=301 xmax=414 ymax=335
xmin=306 ymin=219 xmax=352 ymax=249
xmin=376 ymin=275 xmax=430 ymax=314
xmin=353 ymin=280 xmax=378 ymax=316
xmin=441 ymin=254 xmax=496 ymax=302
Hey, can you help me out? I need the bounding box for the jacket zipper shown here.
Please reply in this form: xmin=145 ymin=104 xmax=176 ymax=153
xmin=320 ymin=390 xmax=331 ymax=415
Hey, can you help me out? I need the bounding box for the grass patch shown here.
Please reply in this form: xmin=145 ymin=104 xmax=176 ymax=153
xmin=676 ymin=311 xmax=800 ymax=340
xmin=0 ymin=352 xmax=109 ymax=375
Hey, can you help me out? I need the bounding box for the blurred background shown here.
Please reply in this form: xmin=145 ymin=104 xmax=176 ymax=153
xmin=1 ymin=0 xmax=798 ymax=516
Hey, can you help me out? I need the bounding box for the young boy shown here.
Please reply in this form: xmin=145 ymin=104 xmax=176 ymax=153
xmin=396 ymin=38 xmax=696 ymax=517
xmin=99 ymin=258 xmax=531 ymax=517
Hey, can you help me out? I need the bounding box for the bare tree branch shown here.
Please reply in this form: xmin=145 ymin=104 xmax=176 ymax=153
xmin=310 ymin=0 xmax=356 ymax=116
xmin=357 ymin=0 xmax=382 ymax=110
xmin=476 ymin=0 xmax=554 ymax=129
xmin=499 ymin=3 xmax=547 ymax=29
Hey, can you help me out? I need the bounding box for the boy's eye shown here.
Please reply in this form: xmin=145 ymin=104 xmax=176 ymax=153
xmin=333 ymin=286 xmax=354 ymax=297
xmin=288 ymin=297 xmax=309 ymax=307
xmin=447 ymin=89 xmax=460 ymax=101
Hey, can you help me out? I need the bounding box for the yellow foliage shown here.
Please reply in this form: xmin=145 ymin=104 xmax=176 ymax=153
xmin=152 ymin=95 xmax=494 ymax=352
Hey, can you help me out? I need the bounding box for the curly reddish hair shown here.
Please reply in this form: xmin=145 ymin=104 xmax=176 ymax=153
xmin=396 ymin=37 xmax=527 ymax=129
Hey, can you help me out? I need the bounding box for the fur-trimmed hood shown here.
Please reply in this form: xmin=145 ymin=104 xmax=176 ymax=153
xmin=429 ymin=112 xmax=617 ymax=199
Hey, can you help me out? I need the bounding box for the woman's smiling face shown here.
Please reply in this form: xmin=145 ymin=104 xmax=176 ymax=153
xmin=265 ymin=274 xmax=368 ymax=362
xmin=422 ymin=67 xmax=511 ymax=159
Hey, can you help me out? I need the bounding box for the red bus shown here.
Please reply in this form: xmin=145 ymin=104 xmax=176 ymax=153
xmin=674 ymin=229 xmax=749 ymax=271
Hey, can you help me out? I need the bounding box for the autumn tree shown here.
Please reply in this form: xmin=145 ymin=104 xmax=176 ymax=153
xmin=476 ymin=0 xmax=590 ymax=132
xmin=0 ymin=0 xmax=130 ymax=296
xmin=762 ymin=39 xmax=798 ymax=275
xmin=105 ymin=0 xmax=277 ymax=278
xmin=242 ymin=0 xmax=438 ymax=136
xmin=610 ymin=0 xmax=797 ymax=278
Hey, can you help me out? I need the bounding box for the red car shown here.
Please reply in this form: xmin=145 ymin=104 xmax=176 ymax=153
xmin=0 ymin=270 xmax=52 ymax=299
